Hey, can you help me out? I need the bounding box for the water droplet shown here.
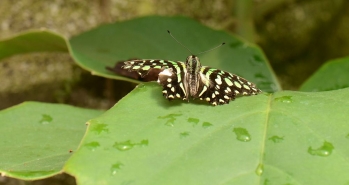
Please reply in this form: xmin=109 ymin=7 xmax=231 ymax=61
xmin=113 ymin=139 xmax=148 ymax=151
xmin=84 ymin=141 xmax=100 ymax=151
xmin=274 ymin=96 xmax=293 ymax=103
xmin=254 ymin=73 xmax=266 ymax=80
xmin=308 ymin=141 xmax=334 ymax=157
xmin=110 ymin=162 xmax=123 ymax=175
xmin=140 ymin=139 xmax=149 ymax=146
xmin=180 ymin=132 xmax=190 ymax=138
xmin=91 ymin=123 xmax=109 ymax=134
xmin=249 ymin=55 xmax=264 ymax=66
xmin=255 ymin=163 xmax=264 ymax=176
xmin=229 ymin=41 xmax=243 ymax=48
xmin=233 ymin=127 xmax=251 ymax=142
xmin=39 ymin=114 xmax=52 ymax=124
xmin=263 ymin=179 xmax=270 ymax=185
xmin=158 ymin=113 xmax=182 ymax=126
xmin=187 ymin=117 xmax=199 ymax=126
xmin=202 ymin=122 xmax=213 ymax=128
xmin=253 ymin=55 xmax=263 ymax=63
xmin=136 ymin=83 xmax=147 ymax=92
xmin=268 ymin=135 xmax=284 ymax=143
xmin=113 ymin=140 xmax=134 ymax=151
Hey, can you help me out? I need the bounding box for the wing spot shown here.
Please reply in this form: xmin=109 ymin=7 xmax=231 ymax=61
xmin=235 ymin=90 xmax=240 ymax=94
xmin=219 ymin=99 xmax=225 ymax=103
xmin=168 ymin=95 xmax=174 ymax=99
xmin=162 ymin=90 xmax=167 ymax=94
xmin=199 ymin=86 xmax=208 ymax=97
xmin=225 ymin=78 xmax=233 ymax=86
xmin=215 ymin=76 xmax=222 ymax=85
xmin=167 ymin=84 xmax=172 ymax=88
xmin=224 ymin=95 xmax=229 ymax=99
xmin=159 ymin=68 xmax=173 ymax=77
xmin=205 ymin=97 xmax=210 ymax=102
xmin=234 ymin=81 xmax=242 ymax=88
xmin=243 ymin=85 xmax=251 ymax=90
xmin=226 ymin=87 xmax=231 ymax=92
xmin=215 ymin=91 xmax=219 ymax=95
xmin=171 ymin=87 xmax=175 ymax=92
xmin=212 ymin=93 xmax=216 ymax=98
xmin=167 ymin=78 xmax=172 ymax=82
xmin=212 ymin=102 xmax=217 ymax=106
xmin=176 ymin=93 xmax=180 ymax=98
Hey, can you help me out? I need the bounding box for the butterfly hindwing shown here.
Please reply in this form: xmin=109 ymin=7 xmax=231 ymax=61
xmin=196 ymin=67 xmax=262 ymax=106
xmin=157 ymin=67 xmax=187 ymax=101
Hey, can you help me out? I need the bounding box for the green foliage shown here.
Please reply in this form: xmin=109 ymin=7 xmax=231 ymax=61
xmin=69 ymin=16 xmax=280 ymax=92
xmin=300 ymin=57 xmax=349 ymax=92
xmin=1 ymin=16 xmax=349 ymax=185
xmin=0 ymin=102 xmax=103 ymax=180
xmin=0 ymin=30 xmax=68 ymax=60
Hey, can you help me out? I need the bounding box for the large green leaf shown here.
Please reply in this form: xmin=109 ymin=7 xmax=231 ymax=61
xmin=0 ymin=30 xmax=68 ymax=60
xmin=65 ymin=82 xmax=349 ymax=185
xmin=69 ymin=16 xmax=280 ymax=92
xmin=300 ymin=56 xmax=349 ymax=92
xmin=0 ymin=16 xmax=280 ymax=92
xmin=0 ymin=102 xmax=103 ymax=180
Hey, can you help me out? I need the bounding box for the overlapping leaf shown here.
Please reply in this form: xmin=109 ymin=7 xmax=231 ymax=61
xmin=0 ymin=102 xmax=103 ymax=180
xmin=300 ymin=56 xmax=349 ymax=92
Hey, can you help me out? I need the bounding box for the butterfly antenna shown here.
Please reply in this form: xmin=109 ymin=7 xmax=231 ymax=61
xmin=167 ymin=30 xmax=193 ymax=55
xmin=196 ymin=42 xmax=225 ymax=55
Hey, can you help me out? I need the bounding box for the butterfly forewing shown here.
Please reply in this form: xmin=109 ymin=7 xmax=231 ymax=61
xmin=196 ymin=67 xmax=262 ymax=106
xmin=122 ymin=59 xmax=188 ymax=100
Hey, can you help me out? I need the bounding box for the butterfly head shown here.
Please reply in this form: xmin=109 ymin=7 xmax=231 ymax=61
xmin=186 ymin=55 xmax=201 ymax=74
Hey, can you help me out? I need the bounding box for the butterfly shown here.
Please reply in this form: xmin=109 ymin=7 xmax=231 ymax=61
xmin=121 ymin=55 xmax=262 ymax=106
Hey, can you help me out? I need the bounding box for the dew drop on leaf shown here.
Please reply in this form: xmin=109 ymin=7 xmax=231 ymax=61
xmin=140 ymin=139 xmax=149 ymax=146
xmin=113 ymin=140 xmax=134 ymax=151
xmin=308 ymin=141 xmax=334 ymax=157
xmin=274 ymin=96 xmax=293 ymax=103
xmin=110 ymin=162 xmax=123 ymax=175
xmin=268 ymin=135 xmax=284 ymax=143
xmin=158 ymin=113 xmax=182 ymax=127
xmin=113 ymin=140 xmax=148 ymax=151
xmin=90 ymin=121 xmax=109 ymax=134
xmin=233 ymin=127 xmax=251 ymax=142
xmin=180 ymin=132 xmax=190 ymax=138
xmin=39 ymin=114 xmax=53 ymax=124
xmin=84 ymin=141 xmax=100 ymax=151
xmin=202 ymin=122 xmax=213 ymax=128
xmin=135 ymin=83 xmax=147 ymax=92
xmin=255 ymin=163 xmax=264 ymax=176
xmin=187 ymin=117 xmax=199 ymax=126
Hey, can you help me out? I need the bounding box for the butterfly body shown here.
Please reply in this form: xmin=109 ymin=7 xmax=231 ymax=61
xmin=122 ymin=55 xmax=261 ymax=106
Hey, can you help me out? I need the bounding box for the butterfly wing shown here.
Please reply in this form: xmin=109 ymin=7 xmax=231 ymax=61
xmin=122 ymin=59 xmax=189 ymax=100
xmin=196 ymin=66 xmax=262 ymax=106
